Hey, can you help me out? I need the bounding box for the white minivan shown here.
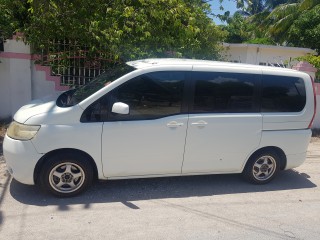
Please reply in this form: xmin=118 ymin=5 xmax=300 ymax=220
xmin=3 ymin=59 xmax=317 ymax=197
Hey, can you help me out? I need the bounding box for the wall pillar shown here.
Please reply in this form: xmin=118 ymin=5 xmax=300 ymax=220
xmin=292 ymin=61 xmax=317 ymax=79
xmin=0 ymin=36 xmax=32 ymax=119
xmin=0 ymin=34 xmax=66 ymax=120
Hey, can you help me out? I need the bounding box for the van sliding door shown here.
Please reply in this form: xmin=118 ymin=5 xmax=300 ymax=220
xmin=182 ymin=68 xmax=263 ymax=173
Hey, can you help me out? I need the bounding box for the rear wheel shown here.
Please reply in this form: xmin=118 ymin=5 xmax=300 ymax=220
xmin=39 ymin=152 xmax=93 ymax=197
xmin=243 ymin=150 xmax=280 ymax=184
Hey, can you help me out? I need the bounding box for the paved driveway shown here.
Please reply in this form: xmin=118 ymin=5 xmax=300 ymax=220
xmin=0 ymin=139 xmax=320 ymax=240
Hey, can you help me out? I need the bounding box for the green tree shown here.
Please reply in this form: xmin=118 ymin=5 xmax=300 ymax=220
xmin=223 ymin=12 xmax=253 ymax=43
xmin=287 ymin=4 xmax=320 ymax=52
xmin=235 ymin=0 xmax=297 ymax=16
xmin=225 ymin=0 xmax=319 ymax=48
xmin=222 ymin=11 xmax=274 ymax=44
xmin=264 ymin=0 xmax=319 ymax=43
xmin=1 ymin=0 xmax=226 ymax=60
xmin=219 ymin=0 xmax=298 ymax=45
xmin=0 ymin=0 xmax=29 ymax=38
xmin=238 ymin=0 xmax=266 ymax=15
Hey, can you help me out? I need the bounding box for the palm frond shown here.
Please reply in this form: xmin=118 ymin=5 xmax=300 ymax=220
xmin=266 ymin=3 xmax=299 ymax=20
xmin=299 ymin=0 xmax=320 ymax=11
xmin=269 ymin=13 xmax=297 ymax=41
xmin=248 ymin=11 xmax=270 ymax=24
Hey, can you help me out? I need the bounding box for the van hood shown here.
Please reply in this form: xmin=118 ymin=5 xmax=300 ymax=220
xmin=14 ymin=99 xmax=58 ymax=124
xmin=13 ymin=92 xmax=61 ymax=123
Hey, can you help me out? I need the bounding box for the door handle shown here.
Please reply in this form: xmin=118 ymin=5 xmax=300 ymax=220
xmin=167 ymin=121 xmax=184 ymax=127
xmin=191 ymin=120 xmax=208 ymax=127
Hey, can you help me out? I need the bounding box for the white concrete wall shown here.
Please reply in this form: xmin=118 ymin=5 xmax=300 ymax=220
xmin=0 ymin=58 xmax=12 ymax=119
xmin=0 ymin=39 xmax=32 ymax=119
xmin=223 ymin=46 xmax=246 ymax=63
xmin=0 ymin=37 xmax=60 ymax=120
xmin=31 ymin=63 xmax=56 ymax=99
xmin=4 ymin=38 xmax=30 ymax=54
xmin=224 ymin=43 xmax=316 ymax=66
xmin=8 ymin=57 xmax=32 ymax=115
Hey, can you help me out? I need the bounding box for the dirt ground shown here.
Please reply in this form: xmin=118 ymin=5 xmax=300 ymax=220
xmin=0 ymin=125 xmax=8 ymax=185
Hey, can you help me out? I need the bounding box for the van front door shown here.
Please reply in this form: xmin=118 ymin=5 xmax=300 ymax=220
xmin=182 ymin=70 xmax=262 ymax=173
xmin=101 ymin=71 xmax=189 ymax=177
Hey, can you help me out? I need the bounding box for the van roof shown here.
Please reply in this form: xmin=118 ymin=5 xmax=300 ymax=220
xmin=126 ymin=58 xmax=298 ymax=73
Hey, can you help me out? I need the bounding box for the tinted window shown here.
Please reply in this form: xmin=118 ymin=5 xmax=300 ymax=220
xmin=262 ymin=75 xmax=306 ymax=112
xmin=81 ymin=71 xmax=185 ymax=122
xmin=192 ymin=72 xmax=259 ymax=113
xmin=57 ymin=64 xmax=135 ymax=107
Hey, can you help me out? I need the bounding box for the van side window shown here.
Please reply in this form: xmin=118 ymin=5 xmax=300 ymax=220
xmin=107 ymin=71 xmax=185 ymax=121
xmin=262 ymin=75 xmax=306 ymax=112
xmin=192 ymin=72 xmax=259 ymax=113
xmin=80 ymin=96 xmax=109 ymax=122
xmin=81 ymin=71 xmax=185 ymax=122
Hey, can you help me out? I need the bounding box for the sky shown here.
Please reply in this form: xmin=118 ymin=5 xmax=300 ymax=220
xmin=209 ymin=0 xmax=238 ymax=25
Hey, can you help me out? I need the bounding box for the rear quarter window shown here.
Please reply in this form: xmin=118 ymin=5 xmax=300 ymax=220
xmin=262 ymin=75 xmax=306 ymax=112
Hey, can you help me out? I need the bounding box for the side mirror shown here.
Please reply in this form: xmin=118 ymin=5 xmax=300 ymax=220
xmin=112 ymin=102 xmax=129 ymax=115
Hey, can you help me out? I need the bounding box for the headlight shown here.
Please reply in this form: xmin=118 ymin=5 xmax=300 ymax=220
xmin=7 ymin=121 xmax=40 ymax=141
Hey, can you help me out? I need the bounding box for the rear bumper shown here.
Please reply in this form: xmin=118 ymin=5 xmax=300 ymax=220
xmin=3 ymin=134 xmax=43 ymax=185
xmin=285 ymin=152 xmax=308 ymax=170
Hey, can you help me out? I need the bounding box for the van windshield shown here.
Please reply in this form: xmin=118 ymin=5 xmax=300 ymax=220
xmin=56 ymin=64 xmax=135 ymax=107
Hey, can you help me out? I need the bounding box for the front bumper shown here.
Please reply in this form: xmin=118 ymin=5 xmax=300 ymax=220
xmin=3 ymin=134 xmax=43 ymax=185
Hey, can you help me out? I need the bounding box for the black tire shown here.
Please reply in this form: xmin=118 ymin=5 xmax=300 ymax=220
xmin=39 ymin=152 xmax=93 ymax=197
xmin=242 ymin=150 xmax=280 ymax=184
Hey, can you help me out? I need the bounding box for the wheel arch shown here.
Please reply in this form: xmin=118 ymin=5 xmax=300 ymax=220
xmin=244 ymin=146 xmax=287 ymax=172
xmin=34 ymin=148 xmax=98 ymax=184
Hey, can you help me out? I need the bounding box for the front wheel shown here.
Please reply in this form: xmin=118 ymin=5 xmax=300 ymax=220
xmin=242 ymin=150 xmax=280 ymax=184
xmin=39 ymin=152 xmax=93 ymax=197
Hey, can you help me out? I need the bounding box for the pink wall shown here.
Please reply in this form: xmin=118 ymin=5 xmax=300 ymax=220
xmin=0 ymin=35 xmax=69 ymax=118
xmin=315 ymin=83 xmax=320 ymax=95
xmin=0 ymin=51 xmax=68 ymax=92
xmin=34 ymin=65 xmax=69 ymax=91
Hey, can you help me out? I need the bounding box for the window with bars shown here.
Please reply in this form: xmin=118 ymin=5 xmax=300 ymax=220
xmin=38 ymin=40 xmax=120 ymax=87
